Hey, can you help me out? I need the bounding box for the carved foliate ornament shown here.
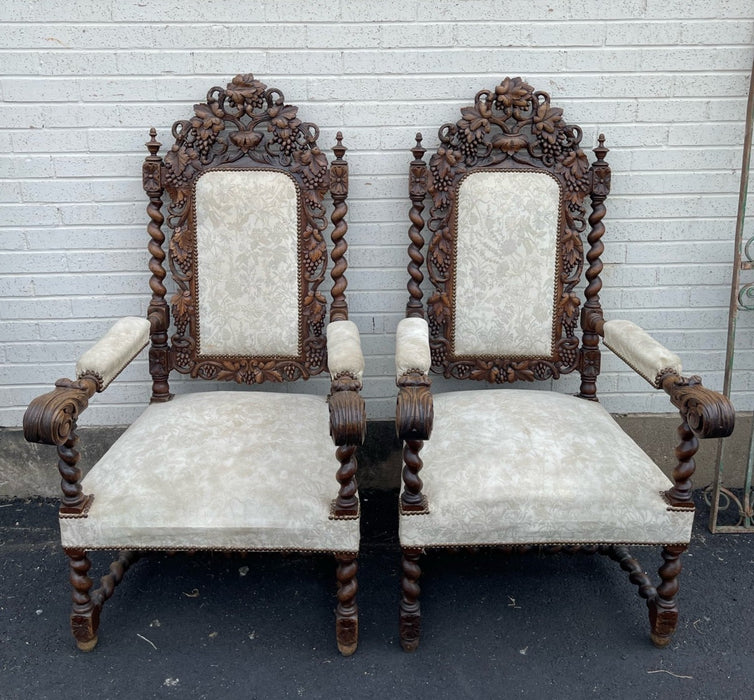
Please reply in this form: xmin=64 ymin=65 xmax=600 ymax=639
xmin=160 ymin=74 xmax=338 ymax=383
xmin=424 ymin=77 xmax=592 ymax=383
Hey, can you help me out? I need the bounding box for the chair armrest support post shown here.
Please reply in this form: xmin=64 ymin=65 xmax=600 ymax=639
xmin=23 ymin=376 xmax=99 ymax=514
xmin=397 ymin=371 xmax=433 ymax=512
xmin=329 ymin=374 xmax=366 ymax=517
xmin=660 ymin=371 xmax=735 ymax=507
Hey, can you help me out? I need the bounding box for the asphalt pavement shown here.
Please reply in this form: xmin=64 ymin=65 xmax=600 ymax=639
xmin=1 ymin=491 xmax=752 ymax=699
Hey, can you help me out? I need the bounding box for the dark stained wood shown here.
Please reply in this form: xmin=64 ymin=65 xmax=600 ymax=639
xmin=67 ymin=548 xmax=99 ymax=651
xmin=334 ymin=553 xmax=358 ymax=656
xmin=329 ymin=374 xmax=365 ymax=516
xmin=578 ymin=134 xmax=610 ymax=400
xmin=23 ymin=75 xmax=364 ymax=656
xmin=399 ymin=547 xmax=422 ymax=652
xmin=396 ymin=370 xmax=433 ymax=511
xmin=162 ymin=74 xmax=333 ymax=383
xmin=406 ymin=133 xmax=428 ymax=318
xmin=648 ymin=545 xmax=686 ymax=647
xmin=420 ymin=77 xmax=588 ymax=382
xmin=659 ymin=371 xmax=735 ymax=506
xmin=396 ymin=77 xmax=737 ymax=652
xmin=602 ymin=545 xmax=657 ymax=602
xmin=143 ymin=128 xmax=173 ymax=403
xmin=23 ymin=376 xmax=98 ymax=515
xmin=329 ymin=132 xmax=350 ymax=323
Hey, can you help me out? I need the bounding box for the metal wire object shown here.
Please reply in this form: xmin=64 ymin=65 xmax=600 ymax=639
xmin=708 ymin=57 xmax=754 ymax=533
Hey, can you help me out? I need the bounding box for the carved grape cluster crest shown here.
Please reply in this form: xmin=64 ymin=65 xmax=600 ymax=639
xmin=425 ymin=77 xmax=595 ymax=383
xmin=160 ymin=74 xmax=334 ymax=384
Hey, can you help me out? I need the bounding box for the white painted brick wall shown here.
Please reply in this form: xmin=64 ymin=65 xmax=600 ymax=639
xmin=1 ymin=0 xmax=753 ymax=425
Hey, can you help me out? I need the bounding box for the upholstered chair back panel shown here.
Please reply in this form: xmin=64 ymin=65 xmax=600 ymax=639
xmin=416 ymin=77 xmax=591 ymax=383
xmin=454 ymin=170 xmax=561 ymax=357
xmin=194 ymin=169 xmax=300 ymax=357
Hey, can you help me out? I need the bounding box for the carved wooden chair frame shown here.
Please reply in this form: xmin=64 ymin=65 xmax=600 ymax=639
xmin=24 ymin=75 xmax=365 ymax=655
xmin=395 ymin=77 xmax=735 ymax=651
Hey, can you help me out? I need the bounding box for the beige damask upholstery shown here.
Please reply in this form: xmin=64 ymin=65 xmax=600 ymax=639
xmin=603 ymin=319 xmax=683 ymax=387
xmin=194 ymin=169 xmax=300 ymax=357
xmin=61 ymin=392 xmax=359 ymax=552
xmin=454 ymin=171 xmax=560 ymax=357
xmin=75 ymin=316 xmax=151 ymax=391
xmin=327 ymin=320 xmax=365 ymax=381
xmin=24 ymin=74 xmax=365 ymax=656
xmin=399 ymin=390 xmax=692 ymax=548
xmin=395 ymin=78 xmax=735 ymax=653
xmin=395 ymin=317 xmax=432 ymax=379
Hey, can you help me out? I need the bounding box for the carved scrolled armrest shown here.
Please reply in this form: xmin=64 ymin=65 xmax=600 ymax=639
xmin=23 ymin=376 xmax=98 ymax=446
xmin=75 ymin=316 xmax=151 ymax=392
xmin=329 ymin=375 xmax=366 ymax=446
xmin=396 ymin=371 xmax=434 ymax=441
xmin=602 ymin=319 xmax=682 ymax=388
xmin=326 ymin=320 xmax=366 ymax=446
xmin=328 ymin=373 xmax=365 ymax=518
xmin=395 ymin=317 xmax=434 ymax=441
xmin=659 ymin=372 xmax=735 ymax=440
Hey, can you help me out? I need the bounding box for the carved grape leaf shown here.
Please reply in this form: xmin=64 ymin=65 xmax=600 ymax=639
xmin=303 ymin=290 xmax=327 ymax=325
xmin=533 ymin=103 xmax=564 ymax=144
xmin=428 ymin=292 xmax=452 ymax=326
xmin=251 ymin=361 xmax=283 ymax=384
xmin=225 ymin=74 xmax=267 ymax=110
xmin=303 ymin=225 xmax=326 ymax=265
xmin=494 ymin=77 xmax=534 ymax=109
xmin=169 ymin=226 xmax=191 ymax=264
xmin=171 ymin=290 xmax=193 ymax=322
xmin=560 ymin=293 xmax=581 ymax=322
xmin=562 ymin=228 xmax=583 ymax=268
xmin=164 ymin=145 xmax=194 ymax=177
xmin=458 ymin=104 xmax=492 ymax=143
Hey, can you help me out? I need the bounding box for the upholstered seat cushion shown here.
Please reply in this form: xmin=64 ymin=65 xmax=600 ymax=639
xmin=61 ymin=392 xmax=358 ymax=553
xmin=400 ymin=390 xmax=693 ymax=548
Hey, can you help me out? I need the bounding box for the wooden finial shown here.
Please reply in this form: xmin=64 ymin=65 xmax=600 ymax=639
xmin=594 ymin=133 xmax=608 ymax=162
xmin=333 ymin=131 xmax=346 ymax=160
xmin=412 ymin=132 xmax=426 ymax=161
xmin=146 ymin=127 xmax=161 ymax=156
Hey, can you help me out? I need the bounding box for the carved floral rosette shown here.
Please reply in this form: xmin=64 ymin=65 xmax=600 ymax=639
xmin=425 ymin=77 xmax=593 ymax=382
xmin=162 ymin=74 xmax=332 ymax=383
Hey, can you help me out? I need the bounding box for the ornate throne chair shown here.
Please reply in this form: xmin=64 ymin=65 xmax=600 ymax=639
xmin=23 ymin=75 xmax=365 ymax=655
xmin=394 ymin=78 xmax=735 ymax=651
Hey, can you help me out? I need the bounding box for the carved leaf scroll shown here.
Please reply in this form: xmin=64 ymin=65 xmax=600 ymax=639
xmin=163 ymin=74 xmax=334 ymax=384
xmin=424 ymin=78 xmax=592 ymax=383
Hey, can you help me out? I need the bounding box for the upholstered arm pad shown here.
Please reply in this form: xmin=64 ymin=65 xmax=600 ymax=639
xmin=602 ymin=319 xmax=682 ymax=388
xmin=75 ymin=317 xmax=151 ymax=391
xmin=327 ymin=320 xmax=364 ymax=382
xmin=396 ymin=317 xmax=432 ymax=379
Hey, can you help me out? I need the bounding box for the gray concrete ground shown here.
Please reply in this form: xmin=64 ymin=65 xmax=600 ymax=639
xmin=1 ymin=491 xmax=752 ymax=699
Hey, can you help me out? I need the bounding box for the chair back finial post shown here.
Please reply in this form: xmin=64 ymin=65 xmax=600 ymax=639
xmin=406 ymin=132 xmax=428 ymax=318
xmin=330 ymin=131 xmax=350 ymax=323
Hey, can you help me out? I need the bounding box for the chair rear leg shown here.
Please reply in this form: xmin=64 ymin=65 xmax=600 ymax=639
xmin=335 ymin=553 xmax=358 ymax=656
xmin=400 ymin=547 xmax=422 ymax=652
xmin=648 ymin=544 xmax=686 ymax=647
xmin=66 ymin=548 xmax=100 ymax=651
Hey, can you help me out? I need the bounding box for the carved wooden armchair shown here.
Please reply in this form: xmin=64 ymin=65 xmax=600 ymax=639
xmin=394 ymin=78 xmax=735 ymax=651
xmin=23 ymin=75 xmax=365 ymax=655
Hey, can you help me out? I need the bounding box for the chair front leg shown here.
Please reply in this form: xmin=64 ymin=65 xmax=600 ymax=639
xmin=334 ymin=553 xmax=358 ymax=656
xmin=648 ymin=544 xmax=686 ymax=647
xmin=66 ymin=548 xmax=100 ymax=651
xmin=400 ymin=547 xmax=423 ymax=651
